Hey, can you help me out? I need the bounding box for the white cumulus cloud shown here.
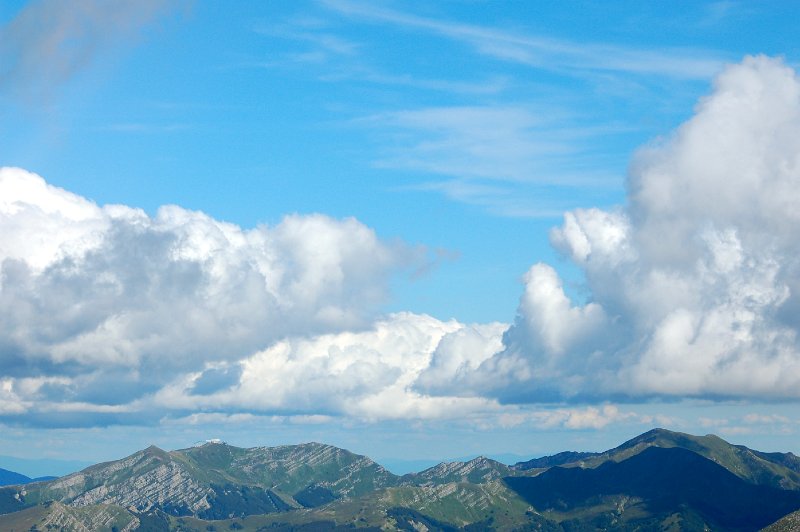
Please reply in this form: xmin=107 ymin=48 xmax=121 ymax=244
xmin=0 ymin=167 xmax=420 ymax=417
xmin=0 ymin=169 xmax=517 ymax=427
xmin=421 ymin=56 xmax=800 ymax=402
xmin=150 ymin=312 xmax=507 ymax=421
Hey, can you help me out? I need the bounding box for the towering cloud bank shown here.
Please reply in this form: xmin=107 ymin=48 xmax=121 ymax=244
xmin=425 ymin=56 xmax=800 ymax=401
xmin=2 ymin=56 xmax=800 ymax=428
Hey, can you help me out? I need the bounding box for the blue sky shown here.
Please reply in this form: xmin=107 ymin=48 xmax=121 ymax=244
xmin=2 ymin=0 xmax=800 ymax=473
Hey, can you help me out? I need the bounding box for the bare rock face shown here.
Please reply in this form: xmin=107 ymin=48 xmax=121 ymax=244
xmin=405 ymin=456 xmax=513 ymax=486
xmin=41 ymin=501 xmax=140 ymax=532
xmin=35 ymin=446 xmax=213 ymax=515
xmin=0 ymin=500 xmax=141 ymax=532
xmin=70 ymin=460 xmax=212 ymax=513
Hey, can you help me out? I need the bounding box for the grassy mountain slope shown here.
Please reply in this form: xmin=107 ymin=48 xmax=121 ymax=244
xmin=379 ymin=480 xmax=530 ymax=527
xmin=175 ymin=441 xmax=399 ymax=499
xmin=324 ymin=479 xmax=532 ymax=528
xmin=604 ymin=429 xmax=800 ymax=489
xmin=505 ymin=446 xmax=800 ymax=531
xmin=150 ymin=480 xmax=535 ymax=531
xmin=517 ymin=428 xmax=800 ymax=490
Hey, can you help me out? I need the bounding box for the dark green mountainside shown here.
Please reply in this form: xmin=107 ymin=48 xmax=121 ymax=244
xmin=506 ymin=446 xmax=800 ymax=531
xmin=0 ymin=467 xmax=33 ymax=486
xmin=0 ymin=466 xmax=55 ymax=486
xmin=762 ymin=509 xmax=800 ymax=532
xmin=513 ymin=451 xmax=600 ymax=471
xmin=1 ymin=429 xmax=799 ymax=531
xmin=515 ymin=428 xmax=800 ymax=490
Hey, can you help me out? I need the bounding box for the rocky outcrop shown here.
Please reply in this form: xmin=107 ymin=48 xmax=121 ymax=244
xmin=41 ymin=502 xmax=140 ymax=532
xmin=30 ymin=445 xmax=213 ymax=514
xmin=70 ymin=460 xmax=212 ymax=513
xmin=405 ymin=456 xmax=512 ymax=486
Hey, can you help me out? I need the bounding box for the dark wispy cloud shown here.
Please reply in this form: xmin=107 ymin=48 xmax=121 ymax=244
xmin=0 ymin=0 xmax=180 ymax=101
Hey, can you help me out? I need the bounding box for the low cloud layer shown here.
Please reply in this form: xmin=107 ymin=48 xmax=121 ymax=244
xmin=2 ymin=56 xmax=800 ymax=429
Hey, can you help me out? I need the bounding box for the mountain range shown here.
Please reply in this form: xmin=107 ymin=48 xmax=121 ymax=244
xmin=1 ymin=428 xmax=799 ymax=531
xmin=0 ymin=467 xmax=56 ymax=487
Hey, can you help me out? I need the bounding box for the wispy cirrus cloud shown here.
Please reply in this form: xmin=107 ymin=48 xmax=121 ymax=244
xmin=251 ymin=2 xmax=708 ymax=218
xmin=253 ymin=19 xmax=509 ymax=96
xmin=409 ymin=180 xmax=565 ymax=219
xmin=368 ymin=105 xmax=623 ymax=185
xmin=322 ymin=0 xmax=727 ymax=80
xmin=324 ymin=71 xmax=510 ymax=96
xmin=264 ymin=2 xmax=722 ymax=217
xmin=100 ymin=122 xmax=192 ymax=134
xmin=253 ymin=23 xmax=361 ymax=65
xmin=360 ymin=105 xmax=623 ymax=217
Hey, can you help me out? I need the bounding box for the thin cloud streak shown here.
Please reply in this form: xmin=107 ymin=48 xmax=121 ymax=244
xmin=323 ymin=70 xmax=511 ymax=96
xmin=253 ymin=20 xmax=508 ymax=96
xmin=254 ymin=4 xmax=662 ymax=217
xmin=359 ymin=105 xmax=626 ymax=217
xmin=323 ymin=0 xmax=727 ymax=80
xmin=253 ymin=24 xmax=362 ymax=58
xmin=405 ymin=180 xmax=570 ymax=219
xmin=99 ymin=123 xmax=192 ymax=134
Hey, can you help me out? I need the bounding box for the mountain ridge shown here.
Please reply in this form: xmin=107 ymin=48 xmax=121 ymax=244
xmin=506 ymin=446 xmax=800 ymax=531
xmin=513 ymin=427 xmax=800 ymax=490
xmin=1 ymin=428 xmax=799 ymax=531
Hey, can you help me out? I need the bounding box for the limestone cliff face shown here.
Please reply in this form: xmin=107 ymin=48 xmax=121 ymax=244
xmin=69 ymin=460 xmax=212 ymax=512
xmin=41 ymin=501 xmax=141 ymax=532
xmin=28 ymin=446 xmax=212 ymax=514
xmin=0 ymin=500 xmax=141 ymax=532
